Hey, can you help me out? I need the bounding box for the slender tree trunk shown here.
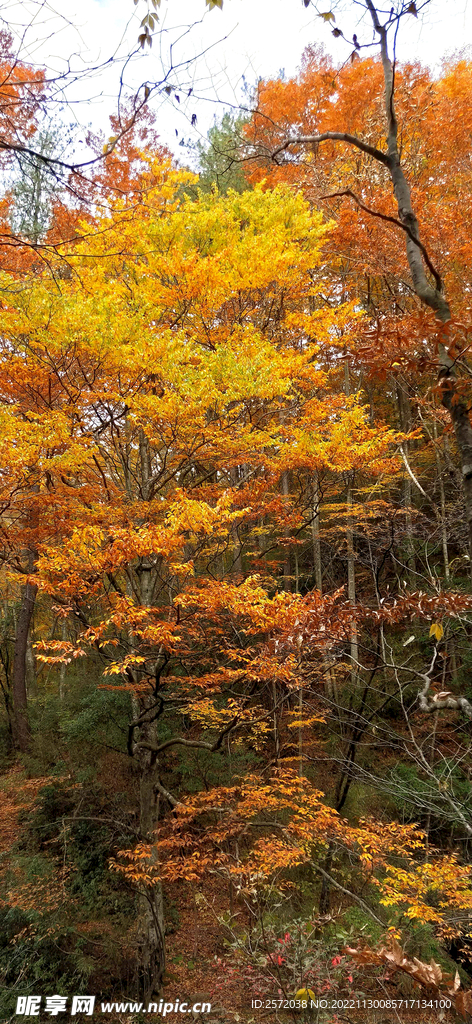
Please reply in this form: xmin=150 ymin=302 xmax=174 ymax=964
xmin=59 ymin=619 xmax=67 ymax=702
xmin=344 ymin=361 xmax=358 ymax=681
xmin=12 ymin=577 xmax=37 ymax=752
xmin=396 ymin=381 xmax=416 ymax=582
xmin=432 ymin=420 xmax=450 ymax=582
xmin=272 ymin=680 xmax=280 ymax=768
xmin=318 ymin=686 xmax=370 ymax=915
xmin=346 ymin=482 xmax=358 ymax=676
xmin=318 ymin=844 xmax=333 ymax=916
xmin=424 ymin=711 xmax=439 ymax=863
xmin=313 ymin=477 xmax=337 ymax=700
xmin=312 ymin=473 xmax=323 ymax=592
xmin=136 ymin=714 xmax=166 ymax=1001
xmin=281 ymin=470 xmax=292 ymax=592
xmin=230 ymin=467 xmax=243 ymax=576
xmin=26 ymin=637 xmax=37 ymax=698
xmin=134 ymin=430 xmax=166 ymax=999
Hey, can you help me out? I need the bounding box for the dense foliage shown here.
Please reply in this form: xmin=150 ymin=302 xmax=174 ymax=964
xmin=2 ymin=7 xmax=472 ymax=1021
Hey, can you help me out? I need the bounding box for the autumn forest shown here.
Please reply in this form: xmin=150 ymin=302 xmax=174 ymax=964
xmin=2 ymin=1 xmax=472 ymax=1020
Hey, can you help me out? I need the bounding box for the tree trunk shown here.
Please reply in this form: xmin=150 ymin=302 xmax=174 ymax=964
xmin=432 ymin=419 xmax=451 ymax=581
xmin=134 ymin=430 xmax=166 ymax=1000
xmin=344 ymin=361 xmax=358 ymax=681
xmin=137 ymin=718 xmax=166 ymax=1001
xmin=59 ymin=619 xmax=67 ymax=702
xmin=230 ymin=467 xmax=243 ymax=576
xmin=281 ymin=469 xmax=292 ymax=591
xmin=272 ymin=680 xmax=281 ymax=767
xmin=318 ymin=845 xmax=333 ymax=916
xmin=12 ymin=578 xmax=37 ymax=752
xmin=396 ymin=381 xmax=416 ymax=582
xmin=312 ymin=473 xmax=323 ymax=592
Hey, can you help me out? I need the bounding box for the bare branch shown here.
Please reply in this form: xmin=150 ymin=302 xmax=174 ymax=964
xmin=416 ymin=648 xmax=472 ymax=719
xmin=399 ymin=445 xmax=430 ymax=502
xmin=154 ymin=779 xmax=183 ymax=809
xmin=312 ymin=863 xmax=384 ymax=927
xmin=270 ymin=132 xmax=389 ymax=166
xmin=320 ymin=188 xmax=442 ymax=291
xmin=136 ymin=714 xmax=240 ymax=756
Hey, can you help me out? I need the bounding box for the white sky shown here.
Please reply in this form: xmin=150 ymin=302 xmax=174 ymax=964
xmin=3 ymin=0 xmax=471 ymax=160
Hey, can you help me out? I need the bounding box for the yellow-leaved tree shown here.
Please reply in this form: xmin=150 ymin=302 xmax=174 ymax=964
xmin=0 ymin=154 xmax=411 ymax=994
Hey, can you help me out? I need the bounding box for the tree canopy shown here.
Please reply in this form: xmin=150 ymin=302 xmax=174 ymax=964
xmin=2 ymin=4 xmax=472 ymax=1020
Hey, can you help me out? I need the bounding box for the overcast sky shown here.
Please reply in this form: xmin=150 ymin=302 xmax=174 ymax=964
xmin=3 ymin=0 xmax=471 ymax=159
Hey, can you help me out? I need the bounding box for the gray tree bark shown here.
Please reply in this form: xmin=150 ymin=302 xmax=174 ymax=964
xmin=395 ymin=381 xmax=416 ymax=582
xmin=136 ymin=711 xmax=166 ymax=1001
xmin=312 ymin=473 xmax=323 ymax=592
xmin=12 ymin=577 xmax=37 ymax=752
xmin=132 ymin=431 xmax=166 ymax=999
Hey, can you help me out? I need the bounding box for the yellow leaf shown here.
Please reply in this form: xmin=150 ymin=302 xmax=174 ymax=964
xmin=295 ymin=988 xmax=316 ymax=1006
xmin=429 ymin=622 xmax=444 ymax=641
xmin=319 ymin=11 xmax=335 ymax=21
